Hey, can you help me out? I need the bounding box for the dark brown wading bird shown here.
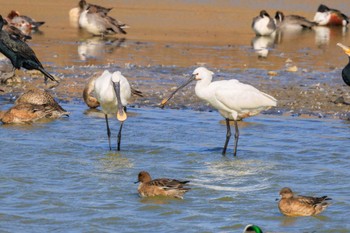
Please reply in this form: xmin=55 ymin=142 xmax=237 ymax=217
xmin=0 ymin=15 xmax=59 ymax=84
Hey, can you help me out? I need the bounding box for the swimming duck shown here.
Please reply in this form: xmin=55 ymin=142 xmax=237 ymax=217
xmin=274 ymin=11 xmax=316 ymax=31
xmin=0 ymin=15 xmax=58 ymax=84
xmin=336 ymin=43 xmax=350 ymax=86
xmin=252 ymin=10 xmax=276 ymax=36
xmin=0 ymin=102 xmax=68 ymax=124
xmin=313 ymin=4 xmax=349 ymax=26
xmin=0 ymin=89 xmax=69 ymax=124
xmin=135 ymin=171 xmax=191 ymax=199
xmin=278 ymin=187 xmax=331 ymax=217
xmin=78 ymin=4 xmax=128 ymax=36
xmin=0 ymin=103 xmax=53 ymax=124
xmin=243 ymin=224 xmax=263 ymax=233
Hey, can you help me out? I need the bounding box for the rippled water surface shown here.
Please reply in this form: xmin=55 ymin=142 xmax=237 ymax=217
xmin=1 ymin=0 xmax=350 ymax=232
xmin=0 ymin=102 xmax=349 ymax=232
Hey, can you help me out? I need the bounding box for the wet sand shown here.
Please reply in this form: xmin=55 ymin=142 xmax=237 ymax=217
xmin=1 ymin=0 xmax=350 ymax=119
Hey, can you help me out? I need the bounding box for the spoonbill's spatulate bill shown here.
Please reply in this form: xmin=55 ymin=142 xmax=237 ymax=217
xmin=94 ymin=70 xmax=131 ymax=151
xmin=161 ymin=67 xmax=277 ymax=156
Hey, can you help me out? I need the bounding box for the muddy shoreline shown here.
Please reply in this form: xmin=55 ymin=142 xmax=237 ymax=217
xmin=1 ymin=0 xmax=350 ymax=120
xmin=1 ymin=63 xmax=350 ymax=121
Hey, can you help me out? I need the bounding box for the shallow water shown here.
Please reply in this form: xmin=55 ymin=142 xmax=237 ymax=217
xmin=1 ymin=0 xmax=350 ymax=232
xmin=0 ymin=102 xmax=350 ymax=232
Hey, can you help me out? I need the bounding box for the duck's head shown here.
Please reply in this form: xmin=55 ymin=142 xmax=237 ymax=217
xmin=243 ymin=224 xmax=263 ymax=233
xmin=135 ymin=171 xmax=152 ymax=184
xmin=274 ymin=11 xmax=284 ymax=22
xmin=317 ymin=4 xmax=330 ymax=13
xmin=279 ymin=187 xmax=294 ymax=199
xmin=260 ymin=10 xmax=270 ymax=18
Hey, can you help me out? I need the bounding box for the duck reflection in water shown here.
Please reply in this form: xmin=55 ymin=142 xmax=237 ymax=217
xmin=251 ymin=35 xmax=275 ymax=58
xmin=78 ymin=37 xmax=125 ymax=61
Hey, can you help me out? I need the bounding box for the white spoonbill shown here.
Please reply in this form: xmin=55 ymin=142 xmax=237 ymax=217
xmin=161 ymin=67 xmax=277 ymax=156
xmin=94 ymin=70 xmax=131 ymax=151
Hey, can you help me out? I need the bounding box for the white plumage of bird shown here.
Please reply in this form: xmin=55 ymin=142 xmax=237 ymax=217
xmin=94 ymin=70 xmax=131 ymax=151
xmin=78 ymin=3 xmax=127 ymax=36
xmin=161 ymin=67 xmax=277 ymax=156
xmin=252 ymin=10 xmax=276 ymax=36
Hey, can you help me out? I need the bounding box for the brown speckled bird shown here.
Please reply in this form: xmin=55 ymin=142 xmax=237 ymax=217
xmin=278 ymin=187 xmax=331 ymax=217
xmin=135 ymin=171 xmax=190 ymax=199
xmin=0 ymin=89 xmax=69 ymax=124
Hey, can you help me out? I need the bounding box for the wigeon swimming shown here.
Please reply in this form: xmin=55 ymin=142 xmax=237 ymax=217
xmin=252 ymin=10 xmax=276 ymax=36
xmin=135 ymin=171 xmax=191 ymax=199
xmin=313 ymin=4 xmax=349 ymax=26
xmin=278 ymin=187 xmax=331 ymax=217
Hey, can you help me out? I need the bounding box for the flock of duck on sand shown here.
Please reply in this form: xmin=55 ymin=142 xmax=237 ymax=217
xmin=0 ymin=1 xmax=347 ymax=232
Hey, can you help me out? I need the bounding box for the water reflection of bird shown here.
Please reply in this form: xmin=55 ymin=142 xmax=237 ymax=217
xmin=135 ymin=171 xmax=191 ymax=199
xmin=243 ymin=224 xmax=263 ymax=233
xmin=78 ymin=2 xmax=128 ymax=36
xmin=0 ymin=89 xmax=69 ymax=124
xmin=251 ymin=35 xmax=275 ymax=58
xmin=69 ymin=0 xmax=113 ymax=28
xmin=94 ymin=70 xmax=131 ymax=151
xmin=336 ymin=43 xmax=350 ymax=86
xmin=78 ymin=37 xmax=125 ymax=61
xmin=161 ymin=67 xmax=277 ymax=156
xmin=0 ymin=15 xmax=58 ymax=84
xmin=313 ymin=4 xmax=349 ymax=26
xmin=274 ymin=11 xmax=316 ymax=31
xmin=278 ymin=187 xmax=331 ymax=217
xmin=252 ymin=10 xmax=276 ymax=36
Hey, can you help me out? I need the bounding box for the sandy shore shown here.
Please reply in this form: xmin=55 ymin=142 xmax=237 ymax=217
xmin=1 ymin=0 xmax=350 ymax=120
